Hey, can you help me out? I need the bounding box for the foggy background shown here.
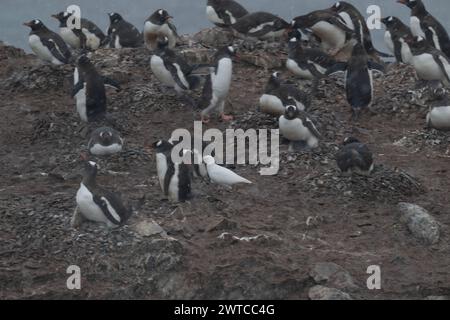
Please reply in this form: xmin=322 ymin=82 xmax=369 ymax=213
xmin=1 ymin=0 xmax=449 ymax=53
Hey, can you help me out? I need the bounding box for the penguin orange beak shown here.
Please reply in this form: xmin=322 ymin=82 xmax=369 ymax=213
xmin=397 ymin=0 xmax=407 ymax=4
xmin=51 ymin=14 xmax=58 ymax=19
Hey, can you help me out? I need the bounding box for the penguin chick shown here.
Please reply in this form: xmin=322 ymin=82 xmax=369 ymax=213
xmin=279 ymin=105 xmax=321 ymax=151
xmin=336 ymin=137 xmax=374 ymax=176
xmin=203 ymin=155 xmax=252 ymax=188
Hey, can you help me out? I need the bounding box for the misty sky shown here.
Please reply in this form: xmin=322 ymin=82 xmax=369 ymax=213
xmin=1 ymin=0 xmax=449 ymax=53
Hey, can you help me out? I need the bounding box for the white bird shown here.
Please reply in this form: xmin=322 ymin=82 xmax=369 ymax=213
xmin=203 ymin=155 xmax=252 ymax=188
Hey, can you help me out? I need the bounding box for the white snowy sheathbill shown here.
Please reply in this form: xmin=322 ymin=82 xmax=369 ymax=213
xmin=73 ymin=157 xmax=131 ymax=228
xmin=203 ymin=156 xmax=252 ymax=188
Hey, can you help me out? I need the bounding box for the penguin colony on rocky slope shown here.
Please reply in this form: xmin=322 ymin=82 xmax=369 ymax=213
xmin=22 ymin=0 xmax=450 ymax=228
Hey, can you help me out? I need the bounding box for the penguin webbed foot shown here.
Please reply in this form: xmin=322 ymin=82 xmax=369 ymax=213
xmin=71 ymin=206 xmax=85 ymax=229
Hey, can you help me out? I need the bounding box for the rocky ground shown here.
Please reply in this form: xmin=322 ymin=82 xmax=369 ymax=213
xmin=0 ymin=29 xmax=449 ymax=300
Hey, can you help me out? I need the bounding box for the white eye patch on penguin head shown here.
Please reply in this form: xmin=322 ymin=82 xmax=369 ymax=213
xmin=285 ymin=105 xmax=299 ymax=119
xmin=343 ymin=137 xmax=360 ymax=145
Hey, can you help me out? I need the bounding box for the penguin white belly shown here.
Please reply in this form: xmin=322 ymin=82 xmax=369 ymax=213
xmin=429 ymin=27 xmax=442 ymax=51
xmin=259 ymin=94 xmax=285 ymax=116
xmin=410 ymin=16 xmax=425 ymax=38
xmin=90 ymin=143 xmax=123 ymax=156
xmin=114 ymin=35 xmax=122 ymax=49
xmin=225 ymin=11 xmax=237 ymax=25
xmin=249 ymin=22 xmax=274 ymax=35
xmin=286 ymin=59 xmax=314 ymax=80
xmin=413 ymin=53 xmax=445 ymax=80
xmin=212 ymin=58 xmax=232 ymax=98
xmin=76 ymin=84 xmax=88 ymax=122
xmin=339 ymin=12 xmax=354 ymax=30
xmin=167 ymin=165 xmax=180 ymax=202
xmin=82 ymin=28 xmax=101 ymax=50
xmin=279 ymin=117 xmax=311 ymax=142
xmin=60 ymin=27 xmax=80 ymax=48
xmin=29 ymin=35 xmax=63 ymax=65
xmin=384 ymin=31 xmax=394 ymax=54
xmin=76 ymin=183 xmax=109 ymax=224
xmin=151 ymin=55 xmax=176 ymax=87
xmin=400 ymin=40 xmax=413 ymax=64
xmin=312 ymin=22 xmax=346 ymax=51
xmin=427 ymin=106 xmax=450 ymax=130
xmin=144 ymin=21 xmax=160 ymax=34
xmin=156 ymin=153 xmax=168 ymax=192
xmin=206 ymin=6 xmax=224 ymax=24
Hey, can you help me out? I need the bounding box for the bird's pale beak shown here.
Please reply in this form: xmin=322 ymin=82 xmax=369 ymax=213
xmin=23 ymin=22 xmax=32 ymax=27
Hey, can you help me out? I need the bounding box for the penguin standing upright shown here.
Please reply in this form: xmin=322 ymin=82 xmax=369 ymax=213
xmin=406 ymin=36 xmax=450 ymax=87
xmin=286 ymin=29 xmax=337 ymax=80
xmin=336 ymin=137 xmax=374 ymax=176
xmin=398 ymin=0 xmax=450 ymax=58
xmin=279 ymin=105 xmax=321 ymax=151
xmin=144 ymin=9 xmax=178 ymax=50
xmin=199 ymin=46 xmax=237 ymax=123
xmin=206 ymin=0 xmax=249 ymax=28
xmin=292 ymin=10 xmax=354 ymax=55
xmin=329 ymin=1 xmax=389 ymax=58
xmin=259 ymin=72 xmax=309 ymax=117
xmin=24 ymin=20 xmax=71 ymax=65
xmin=231 ymin=12 xmax=290 ymax=40
xmin=153 ymin=140 xmax=192 ymax=203
xmin=51 ymin=11 xmax=106 ymax=50
xmin=327 ymin=42 xmax=384 ymax=119
xmin=72 ymin=55 xmax=120 ymax=123
xmin=73 ymin=157 xmax=132 ymax=228
xmin=107 ymin=13 xmax=143 ymax=48
xmin=381 ymin=16 xmax=413 ymax=64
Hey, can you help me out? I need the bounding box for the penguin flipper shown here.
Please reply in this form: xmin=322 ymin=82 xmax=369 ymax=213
xmin=72 ymin=82 xmax=84 ymax=98
xmin=393 ymin=40 xmax=403 ymax=63
xmin=92 ymin=194 xmax=122 ymax=226
xmin=433 ymin=54 xmax=450 ymax=84
xmin=298 ymin=112 xmax=321 ymax=139
xmin=368 ymin=61 xmax=385 ymax=74
xmin=42 ymin=38 xmax=70 ymax=64
xmin=326 ymin=62 xmax=348 ymax=75
xmin=165 ymin=62 xmax=189 ymax=91
xmin=103 ymin=77 xmax=121 ymax=91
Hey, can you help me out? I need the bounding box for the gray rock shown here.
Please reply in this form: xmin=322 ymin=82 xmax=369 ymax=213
xmin=134 ymin=219 xmax=166 ymax=237
xmin=310 ymin=262 xmax=359 ymax=291
xmin=424 ymin=295 xmax=449 ymax=300
xmin=398 ymin=203 xmax=440 ymax=245
xmin=308 ymin=285 xmax=352 ymax=300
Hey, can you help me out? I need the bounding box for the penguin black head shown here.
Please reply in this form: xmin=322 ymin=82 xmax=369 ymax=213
xmin=152 ymin=9 xmax=173 ymax=25
xmin=330 ymin=1 xmax=351 ymax=12
xmin=51 ymin=11 xmax=71 ymax=24
xmin=99 ymin=130 xmax=114 ymax=144
xmin=215 ymin=45 xmax=238 ymax=60
xmin=287 ymin=28 xmax=302 ymax=41
xmin=397 ymin=0 xmax=423 ymax=10
xmin=83 ymin=160 xmax=99 ymax=176
xmin=76 ymin=54 xmax=92 ymax=67
xmin=284 ymin=105 xmax=299 ymax=120
xmin=23 ymin=19 xmax=46 ymax=31
xmin=381 ymin=16 xmax=399 ymax=27
xmin=343 ymin=137 xmax=361 ymax=145
xmin=108 ymin=13 xmax=123 ymax=24
xmin=406 ymin=35 xmax=427 ymax=49
xmin=153 ymin=140 xmax=173 ymax=153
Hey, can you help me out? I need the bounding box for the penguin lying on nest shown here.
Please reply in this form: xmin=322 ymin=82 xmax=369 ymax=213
xmin=206 ymin=0 xmax=249 ymax=28
xmin=72 ymin=153 xmax=132 ymax=228
xmin=88 ymin=127 xmax=124 ymax=156
xmin=336 ymin=137 xmax=374 ymax=176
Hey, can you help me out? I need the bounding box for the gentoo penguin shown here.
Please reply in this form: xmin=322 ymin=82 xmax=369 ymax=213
xmin=381 ymin=16 xmax=413 ymax=64
xmin=292 ymin=10 xmax=354 ymax=55
xmin=72 ymin=55 xmax=120 ymax=122
xmin=203 ymin=155 xmax=252 ymax=188
xmin=153 ymin=140 xmax=192 ymax=202
xmin=398 ymin=0 xmax=450 ymax=58
xmin=327 ymin=42 xmax=384 ymax=120
xmin=144 ymin=9 xmax=178 ymax=50
xmin=206 ymin=0 xmax=249 ymax=28
xmin=51 ymin=11 xmax=106 ymax=50
xmin=286 ymin=29 xmax=337 ymax=80
xmin=24 ymin=20 xmax=71 ymax=65
xmin=259 ymin=71 xmax=309 ymax=117
xmin=336 ymin=137 xmax=374 ymax=176
xmin=88 ymin=127 xmax=124 ymax=156
xmin=406 ymin=36 xmax=450 ymax=87
xmin=329 ymin=1 xmax=390 ymax=58
xmin=199 ymin=45 xmax=237 ymax=123
xmin=74 ymin=158 xmax=131 ymax=228
xmin=231 ymin=12 xmax=290 ymax=40
xmin=107 ymin=13 xmax=143 ymax=48
xmin=279 ymin=105 xmax=321 ymax=151
xmin=427 ymin=105 xmax=450 ymax=130
xmin=150 ymin=37 xmax=201 ymax=103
